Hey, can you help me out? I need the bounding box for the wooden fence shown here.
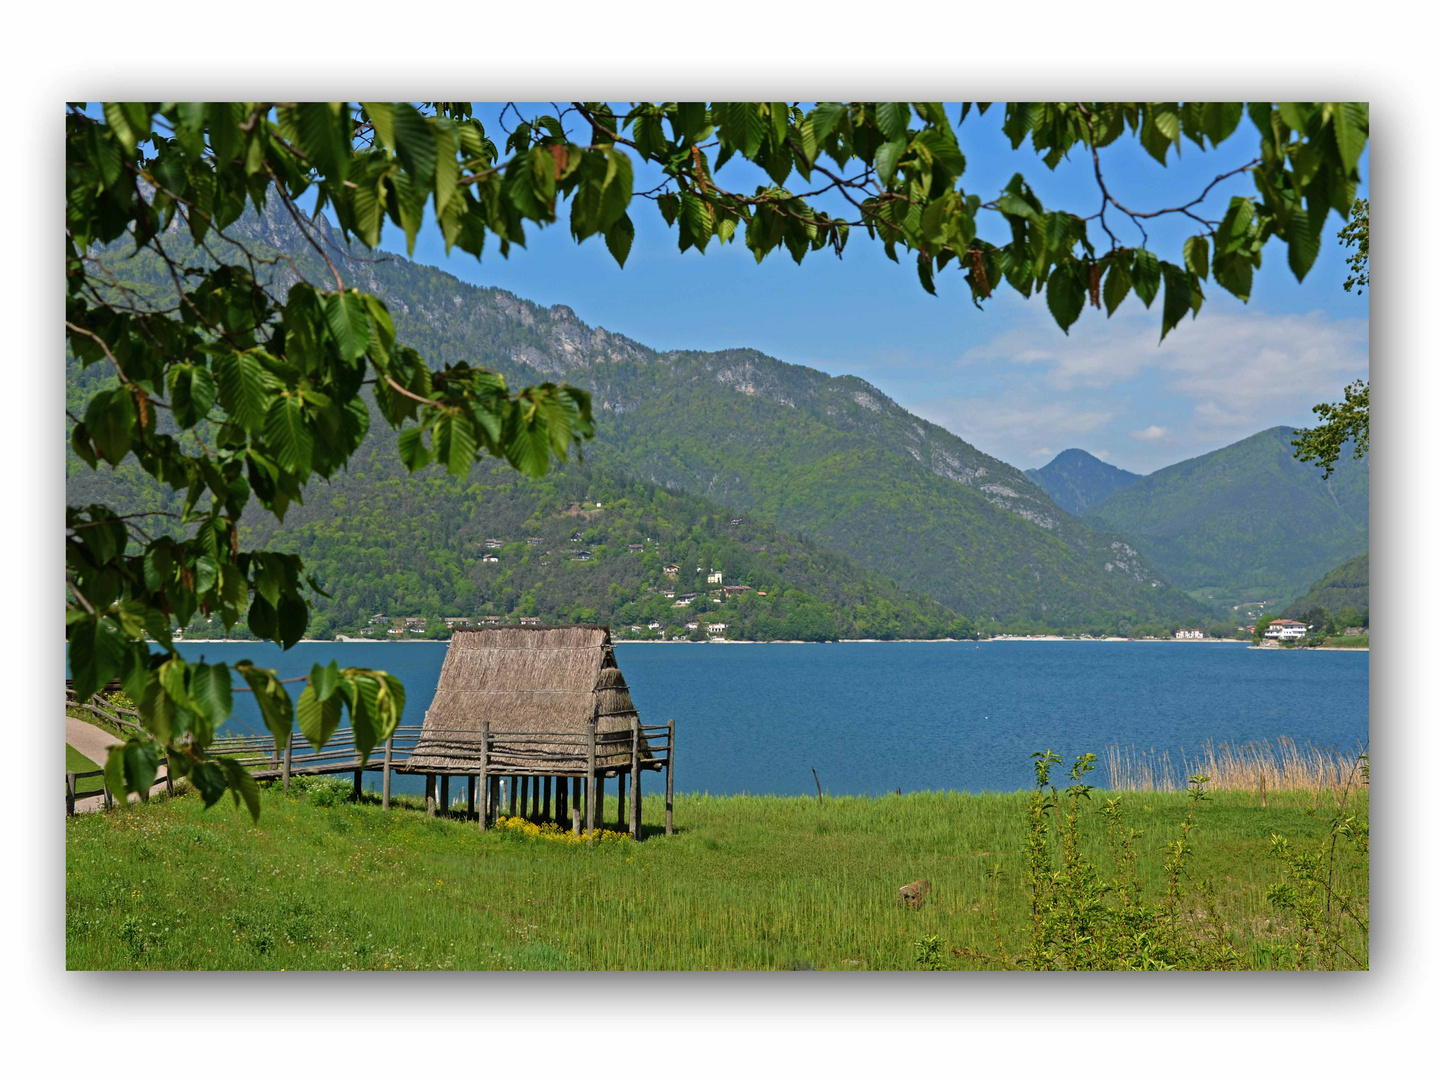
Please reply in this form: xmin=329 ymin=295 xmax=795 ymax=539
xmin=67 ymin=686 xmax=676 ymax=838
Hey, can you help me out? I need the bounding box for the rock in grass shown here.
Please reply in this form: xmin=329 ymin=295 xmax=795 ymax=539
xmin=898 ymin=880 xmax=931 ymax=909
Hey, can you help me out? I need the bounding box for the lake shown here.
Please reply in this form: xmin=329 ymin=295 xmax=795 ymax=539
xmin=161 ymin=639 xmax=1369 ymax=798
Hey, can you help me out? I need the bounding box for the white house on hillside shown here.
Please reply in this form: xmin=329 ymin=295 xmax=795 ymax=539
xmin=1174 ymin=628 xmax=1205 ymax=640
xmin=1264 ymin=619 xmax=1310 ymax=641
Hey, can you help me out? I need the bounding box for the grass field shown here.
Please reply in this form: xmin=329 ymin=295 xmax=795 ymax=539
xmin=64 ymin=776 xmax=1367 ymax=971
xmin=66 ymin=744 xmax=101 ymax=774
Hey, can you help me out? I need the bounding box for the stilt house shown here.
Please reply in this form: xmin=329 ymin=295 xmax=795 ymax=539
xmin=397 ymin=625 xmax=674 ymax=838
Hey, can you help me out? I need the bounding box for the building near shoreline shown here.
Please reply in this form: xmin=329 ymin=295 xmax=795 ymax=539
xmin=1174 ymin=628 xmax=1205 ymax=640
xmin=1264 ymin=618 xmax=1310 ymax=641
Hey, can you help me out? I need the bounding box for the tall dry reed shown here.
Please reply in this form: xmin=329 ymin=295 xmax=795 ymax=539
xmin=1105 ymin=736 xmax=1366 ymax=794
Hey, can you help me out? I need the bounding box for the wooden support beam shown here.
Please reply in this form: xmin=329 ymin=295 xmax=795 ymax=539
xmin=283 ymin=732 xmax=293 ymax=790
xmin=477 ymin=721 xmax=490 ymax=830
xmin=508 ymin=774 xmax=517 ymax=819
xmin=616 ymin=771 xmax=626 ymax=831
xmin=543 ymin=776 xmax=552 ymax=821
xmin=520 ymin=775 xmax=530 ymax=820
xmin=630 ymin=714 xmax=642 ymax=840
xmin=382 ymin=736 xmax=393 ymax=810
xmin=66 ymin=771 xmax=76 ymax=817
xmin=353 ymin=769 xmax=362 ymax=801
xmin=440 ymin=774 xmax=451 ymax=817
xmin=556 ymin=776 xmax=567 ymax=824
xmin=165 ymin=753 xmax=174 ymax=796
xmin=666 ymin=718 xmax=675 ymax=836
xmin=426 ymin=774 xmax=436 ymax=817
xmin=586 ymin=725 xmax=597 ymax=840
xmin=467 ymin=775 xmax=476 ymax=818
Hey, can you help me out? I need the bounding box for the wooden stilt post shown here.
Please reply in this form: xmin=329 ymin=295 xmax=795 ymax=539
xmin=616 ymin=771 xmax=626 ymax=830
xmin=520 ymin=775 xmax=530 ymax=819
xmin=507 ymin=774 xmax=517 ymax=818
xmin=165 ymin=752 xmax=174 ymax=796
xmin=467 ymin=775 xmax=476 ymax=817
xmin=353 ymin=769 xmax=363 ymax=801
xmin=441 ymin=775 xmax=452 ymax=816
xmin=478 ymin=721 xmax=490 ymax=830
xmin=543 ymin=776 xmax=552 ymax=821
xmin=665 ymin=718 xmax=675 ymax=836
xmin=426 ymin=774 xmax=437 ymax=816
xmin=630 ymin=715 xmax=641 ymax=840
xmin=586 ymin=724 xmax=597 ymax=839
xmin=66 ymin=772 xmax=76 ymax=817
xmin=382 ymin=736 xmax=393 ymax=810
xmin=572 ymin=776 xmax=581 ymax=816
xmin=283 ymin=732 xmax=293 ymax=790
xmin=556 ymin=777 xmax=567 ymax=824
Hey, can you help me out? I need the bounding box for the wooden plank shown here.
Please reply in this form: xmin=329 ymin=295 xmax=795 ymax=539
xmin=666 ymin=719 xmax=675 ymax=836
xmin=382 ymin=736 xmax=393 ymax=811
xmin=630 ymin=715 xmax=641 ymax=840
xmin=283 ymin=732 xmax=293 ymax=790
xmin=585 ymin=725 xmax=596 ymax=839
xmin=477 ymin=721 xmax=489 ymax=831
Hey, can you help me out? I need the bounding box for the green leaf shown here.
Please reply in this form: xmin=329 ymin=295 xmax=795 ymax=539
xmin=1102 ymin=259 xmax=1132 ymax=316
xmin=190 ymin=662 xmax=233 ymax=728
xmin=1045 ymin=264 xmax=1084 ymax=333
xmin=277 ymin=593 xmax=308 ymax=650
xmin=68 ymin=616 xmax=126 ymax=702
xmin=604 ymin=213 xmax=634 ymax=268
xmin=874 ymin=140 xmax=904 ymax=187
xmin=1182 ymin=235 xmax=1209 ymax=280
xmin=876 ymin=102 xmax=911 ymax=143
xmin=217 ymin=757 xmax=262 ymax=821
xmin=84 ymin=387 xmax=135 ymax=466
xmin=238 ymin=662 xmax=294 ymax=748
xmin=1213 ymin=252 xmax=1253 ymax=302
xmin=390 ymin=103 xmax=436 ymax=191
xmin=120 ymin=738 xmax=160 ymax=801
xmin=188 ymin=760 xmax=228 ymax=808
xmin=1286 ymin=206 xmax=1322 ymax=281
xmin=295 ymin=102 xmax=348 ymax=182
xmin=397 ymin=426 xmax=431 ymax=472
xmin=324 ymin=292 xmax=372 ymax=364
xmin=264 ymin=396 xmax=315 ymax=476
xmin=296 ymin=683 xmax=344 ymax=749
xmin=1159 ymin=263 xmax=1194 ymax=341
xmin=435 ymin=412 xmax=478 ymax=477
xmin=1131 ymin=249 xmax=1160 ymax=307
xmin=310 ymin=660 xmax=340 ymax=703
xmin=1328 ymin=102 xmax=1368 ymax=174
xmin=214 ymin=351 xmax=273 ymax=436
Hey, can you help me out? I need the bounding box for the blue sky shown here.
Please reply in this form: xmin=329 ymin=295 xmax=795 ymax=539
xmin=380 ymin=103 xmax=1368 ymax=475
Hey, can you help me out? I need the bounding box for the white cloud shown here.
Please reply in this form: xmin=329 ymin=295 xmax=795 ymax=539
xmin=908 ymin=301 xmax=1369 ymax=472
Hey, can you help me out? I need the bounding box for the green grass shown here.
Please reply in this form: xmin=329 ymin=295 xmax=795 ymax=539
xmin=66 ymin=744 xmax=102 ymax=774
xmin=1322 ymin=635 xmax=1369 ymax=648
xmin=65 ymin=782 xmax=1366 ymax=971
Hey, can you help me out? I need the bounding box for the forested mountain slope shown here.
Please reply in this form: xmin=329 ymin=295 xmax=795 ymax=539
xmin=70 ymin=203 xmax=1209 ymax=632
xmin=1082 ymin=427 xmax=1368 ymax=604
xmin=1026 ymin=449 xmax=1143 ymax=516
xmin=1282 ymin=553 xmax=1369 ymax=619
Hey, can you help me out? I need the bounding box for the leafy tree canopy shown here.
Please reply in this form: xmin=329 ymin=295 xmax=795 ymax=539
xmin=65 ymin=101 xmax=1368 ymax=815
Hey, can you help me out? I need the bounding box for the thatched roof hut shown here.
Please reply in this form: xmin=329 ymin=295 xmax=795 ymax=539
xmin=400 ymin=625 xmax=650 ymax=775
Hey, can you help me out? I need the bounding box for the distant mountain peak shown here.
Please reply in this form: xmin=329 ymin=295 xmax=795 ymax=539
xmin=1025 ymin=449 xmax=1142 ymax=516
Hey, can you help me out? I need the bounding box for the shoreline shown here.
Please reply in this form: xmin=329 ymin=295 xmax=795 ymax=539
xmin=172 ymin=635 xmax=1262 ymax=646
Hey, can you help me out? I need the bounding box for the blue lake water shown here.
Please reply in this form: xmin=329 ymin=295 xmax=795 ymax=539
xmin=162 ymin=640 xmax=1369 ymax=798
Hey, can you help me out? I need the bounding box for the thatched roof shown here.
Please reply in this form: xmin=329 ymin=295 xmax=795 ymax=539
xmin=400 ymin=625 xmax=649 ymax=774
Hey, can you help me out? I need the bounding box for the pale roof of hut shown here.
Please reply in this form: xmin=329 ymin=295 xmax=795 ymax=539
xmin=401 ymin=625 xmax=649 ymax=774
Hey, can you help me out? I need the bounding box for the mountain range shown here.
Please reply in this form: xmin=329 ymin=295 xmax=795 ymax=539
xmin=68 ymin=202 xmax=1365 ymax=634
xmin=1076 ymin=429 xmax=1368 ymax=605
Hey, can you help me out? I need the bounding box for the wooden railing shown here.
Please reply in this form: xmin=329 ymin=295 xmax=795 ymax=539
xmin=67 ymin=684 xmax=677 ymax=837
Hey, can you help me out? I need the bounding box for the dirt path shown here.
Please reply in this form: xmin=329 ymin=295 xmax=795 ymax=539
xmin=65 ymin=718 xmax=170 ymax=813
